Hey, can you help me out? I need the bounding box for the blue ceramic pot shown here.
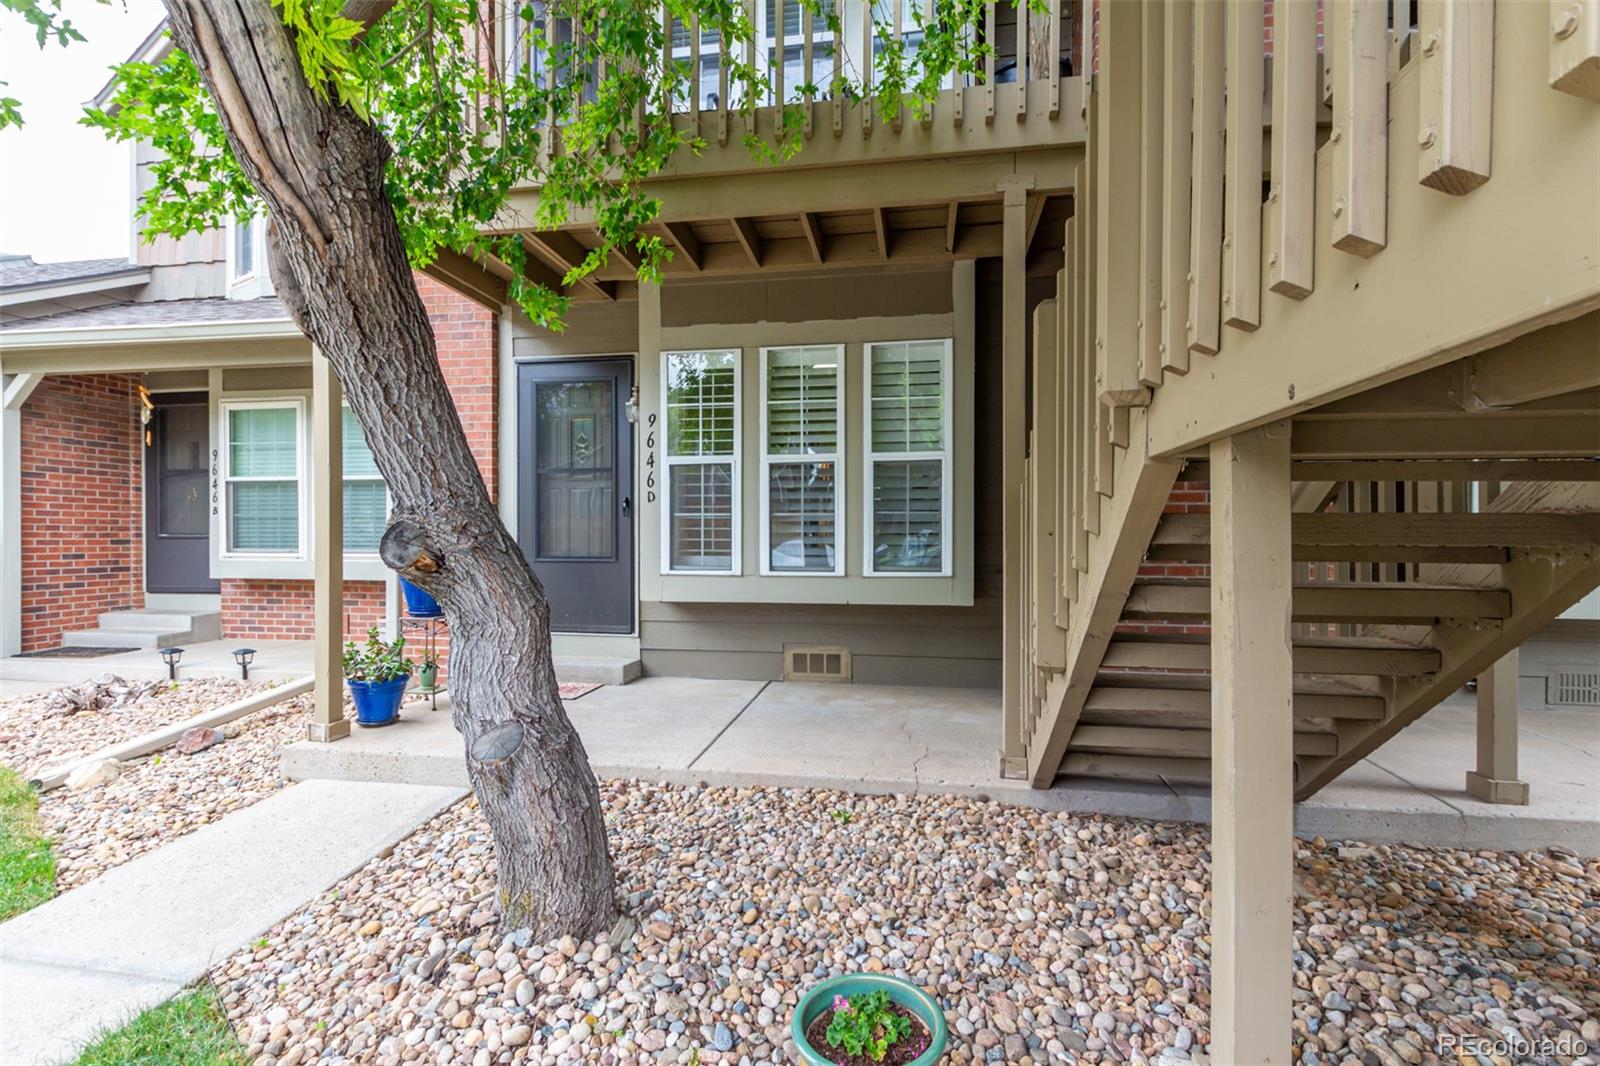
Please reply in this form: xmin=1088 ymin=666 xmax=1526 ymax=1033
xmin=400 ymin=578 xmax=444 ymax=618
xmin=792 ymin=974 xmax=948 ymax=1065
xmin=347 ymin=675 xmax=408 ymax=727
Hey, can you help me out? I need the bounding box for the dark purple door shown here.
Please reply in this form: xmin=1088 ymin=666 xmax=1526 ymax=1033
xmin=517 ymin=359 xmax=635 ymax=633
xmin=145 ymin=392 xmax=220 ymax=594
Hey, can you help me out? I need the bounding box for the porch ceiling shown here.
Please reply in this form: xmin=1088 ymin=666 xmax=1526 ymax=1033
xmin=439 ymin=189 xmax=1076 ymax=310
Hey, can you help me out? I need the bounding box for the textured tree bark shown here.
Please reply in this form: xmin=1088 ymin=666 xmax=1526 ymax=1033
xmin=161 ymin=0 xmax=616 ymax=938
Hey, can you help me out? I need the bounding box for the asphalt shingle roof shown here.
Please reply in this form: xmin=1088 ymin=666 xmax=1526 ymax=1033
xmin=0 ymin=296 xmax=293 ymax=332
xmin=0 ymin=256 xmax=145 ymax=292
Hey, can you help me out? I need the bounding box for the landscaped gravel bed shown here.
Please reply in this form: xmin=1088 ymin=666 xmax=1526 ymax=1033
xmin=209 ymin=782 xmax=1600 ymax=1066
xmin=41 ymin=691 xmax=312 ymax=890
xmin=0 ymin=678 xmax=313 ymax=891
xmin=0 ymin=676 xmax=266 ymax=779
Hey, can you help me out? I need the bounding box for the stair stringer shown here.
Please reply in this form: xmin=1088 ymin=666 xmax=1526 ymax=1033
xmin=1026 ymin=421 xmax=1182 ymax=787
xmin=1295 ymin=481 xmax=1600 ymax=798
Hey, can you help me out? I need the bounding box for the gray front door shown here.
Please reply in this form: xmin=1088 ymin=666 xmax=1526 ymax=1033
xmin=517 ymin=359 xmax=635 ymax=633
xmin=145 ymin=392 xmax=220 ymax=594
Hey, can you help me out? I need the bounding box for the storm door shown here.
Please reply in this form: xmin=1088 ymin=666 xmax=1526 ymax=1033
xmin=516 ymin=359 xmax=635 ymax=632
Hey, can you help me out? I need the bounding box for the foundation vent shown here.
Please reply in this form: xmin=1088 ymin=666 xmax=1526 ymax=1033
xmin=1551 ymin=670 xmax=1600 ymax=707
xmin=784 ymin=644 xmax=851 ymax=683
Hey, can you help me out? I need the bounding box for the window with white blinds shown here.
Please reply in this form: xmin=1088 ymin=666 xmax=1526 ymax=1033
xmin=761 ymin=345 xmax=844 ymax=575
xmin=663 ymin=350 xmax=740 ymax=572
xmin=864 ymin=339 xmax=951 ymax=576
xmin=342 ymin=408 xmax=388 ymax=554
xmin=223 ymin=401 xmax=304 ymax=555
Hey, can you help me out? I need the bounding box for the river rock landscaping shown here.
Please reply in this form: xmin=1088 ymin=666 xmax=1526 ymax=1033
xmin=0 ymin=677 xmax=313 ymax=891
xmin=209 ymin=782 xmax=1600 ymax=1066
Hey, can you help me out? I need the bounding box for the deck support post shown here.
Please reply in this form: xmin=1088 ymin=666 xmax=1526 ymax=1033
xmin=1466 ymin=649 xmax=1530 ymax=804
xmin=999 ymin=173 xmax=1034 ymax=774
xmin=1210 ymin=419 xmax=1294 ymax=1065
xmin=309 ymin=346 xmax=348 ymax=743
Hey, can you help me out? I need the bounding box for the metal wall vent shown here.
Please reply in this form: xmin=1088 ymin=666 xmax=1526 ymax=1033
xmin=1552 ymin=671 xmax=1600 ymax=707
xmin=784 ymin=644 xmax=851 ymax=682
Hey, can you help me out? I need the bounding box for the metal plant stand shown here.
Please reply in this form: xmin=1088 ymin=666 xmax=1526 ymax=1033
xmin=401 ymin=613 xmax=448 ymax=711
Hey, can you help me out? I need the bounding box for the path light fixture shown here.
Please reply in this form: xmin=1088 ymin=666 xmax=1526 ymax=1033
xmin=160 ymin=646 xmax=184 ymax=681
xmin=233 ymin=647 xmax=257 ymax=680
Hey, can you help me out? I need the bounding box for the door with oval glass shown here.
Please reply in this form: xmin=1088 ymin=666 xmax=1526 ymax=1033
xmin=145 ymin=391 xmax=221 ymax=594
xmin=516 ymin=358 xmax=635 ymax=633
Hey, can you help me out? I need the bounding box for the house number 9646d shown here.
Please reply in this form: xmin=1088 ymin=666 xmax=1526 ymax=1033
xmin=644 ymin=412 xmax=657 ymax=503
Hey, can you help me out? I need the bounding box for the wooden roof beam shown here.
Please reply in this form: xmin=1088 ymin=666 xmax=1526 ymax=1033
xmin=872 ymin=207 xmax=890 ymax=258
xmin=421 ymin=247 xmax=509 ymax=312
xmin=659 ymin=222 xmax=703 ymax=271
xmin=1290 ymin=413 xmax=1600 ymax=459
xmin=799 ymin=212 xmax=825 ymax=262
xmin=728 ymin=217 xmax=763 ymax=266
xmin=523 ymin=231 xmax=617 ymax=301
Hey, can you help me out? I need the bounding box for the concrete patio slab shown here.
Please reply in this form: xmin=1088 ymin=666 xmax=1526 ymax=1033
xmin=279 ymin=676 xmax=1600 ymax=855
xmin=691 ymin=681 xmax=1000 ymax=789
xmin=0 ymin=778 xmax=465 ymax=1066
xmin=282 ymin=677 xmax=765 ymax=787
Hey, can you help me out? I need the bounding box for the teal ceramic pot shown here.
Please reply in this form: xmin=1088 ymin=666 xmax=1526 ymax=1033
xmin=791 ymin=974 xmax=948 ymax=1065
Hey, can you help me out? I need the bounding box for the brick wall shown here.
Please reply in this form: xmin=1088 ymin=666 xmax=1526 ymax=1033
xmin=417 ymin=271 xmax=498 ymax=499
xmin=220 ymin=578 xmax=387 ymax=642
xmin=19 ymin=374 xmax=144 ymax=651
xmin=1121 ymin=480 xmax=1211 ymax=639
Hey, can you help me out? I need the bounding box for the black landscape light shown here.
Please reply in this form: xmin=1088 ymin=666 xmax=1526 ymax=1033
xmin=233 ymin=647 xmax=257 ymax=680
xmin=160 ymin=646 xmax=184 ymax=681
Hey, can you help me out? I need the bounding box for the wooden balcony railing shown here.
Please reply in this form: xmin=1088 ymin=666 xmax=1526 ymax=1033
xmin=497 ymin=0 xmax=1086 ymax=173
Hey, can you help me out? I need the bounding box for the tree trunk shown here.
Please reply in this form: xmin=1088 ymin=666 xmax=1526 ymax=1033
xmin=161 ymin=0 xmax=616 ymax=938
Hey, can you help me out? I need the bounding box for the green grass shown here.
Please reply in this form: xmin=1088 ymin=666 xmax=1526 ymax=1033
xmin=0 ymin=764 xmax=56 ymax=920
xmin=75 ymin=986 xmax=247 ymax=1066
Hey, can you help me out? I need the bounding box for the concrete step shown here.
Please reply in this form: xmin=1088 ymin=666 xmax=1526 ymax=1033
xmin=553 ymin=655 xmax=642 ymax=686
xmin=61 ymin=628 xmax=184 ymax=650
xmin=95 ymin=611 xmax=203 ymax=631
xmin=63 ymin=609 xmax=222 ymax=651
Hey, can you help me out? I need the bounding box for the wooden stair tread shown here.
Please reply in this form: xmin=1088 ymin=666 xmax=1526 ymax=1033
xmin=1123 ymin=580 xmax=1511 ymax=623
xmin=1068 ymin=724 xmax=1338 ymax=759
xmin=1082 ymin=684 xmax=1384 ymax=720
xmin=1103 ymin=634 xmax=1441 ymax=676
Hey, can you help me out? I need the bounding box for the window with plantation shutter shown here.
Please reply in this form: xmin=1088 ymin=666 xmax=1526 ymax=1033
xmin=223 ymin=401 xmax=304 ymax=555
xmin=342 ymin=408 xmax=388 ymax=553
xmin=865 ymin=339 xmax=951 ymax=576
xmin=760 ymin=345 xmax=844 ymax=575
xmin=663 ymin=350 xmax=740 ymax=572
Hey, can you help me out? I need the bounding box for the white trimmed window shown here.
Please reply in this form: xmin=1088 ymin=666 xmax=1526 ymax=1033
xmin=235 ymin=217 xmax=255 ymax=279
xmin=222 ymin=400 xmax=305 ymax=555
xmin=864 ymin=339 xmax=952 ymax=576
xmin=342 ymin=408 xmax=388 ymax=554
xmin=663 ymin=350 xmax=740 ymax=573
xmin=760 ymin=344 xmax=844 ymax=575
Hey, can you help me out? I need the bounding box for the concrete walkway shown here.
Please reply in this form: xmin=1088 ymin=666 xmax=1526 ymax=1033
xmin=284 ymin=678 xmax=1600 ymax=854
xmin=0 ymin=778 xmax=465 ymax=1066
